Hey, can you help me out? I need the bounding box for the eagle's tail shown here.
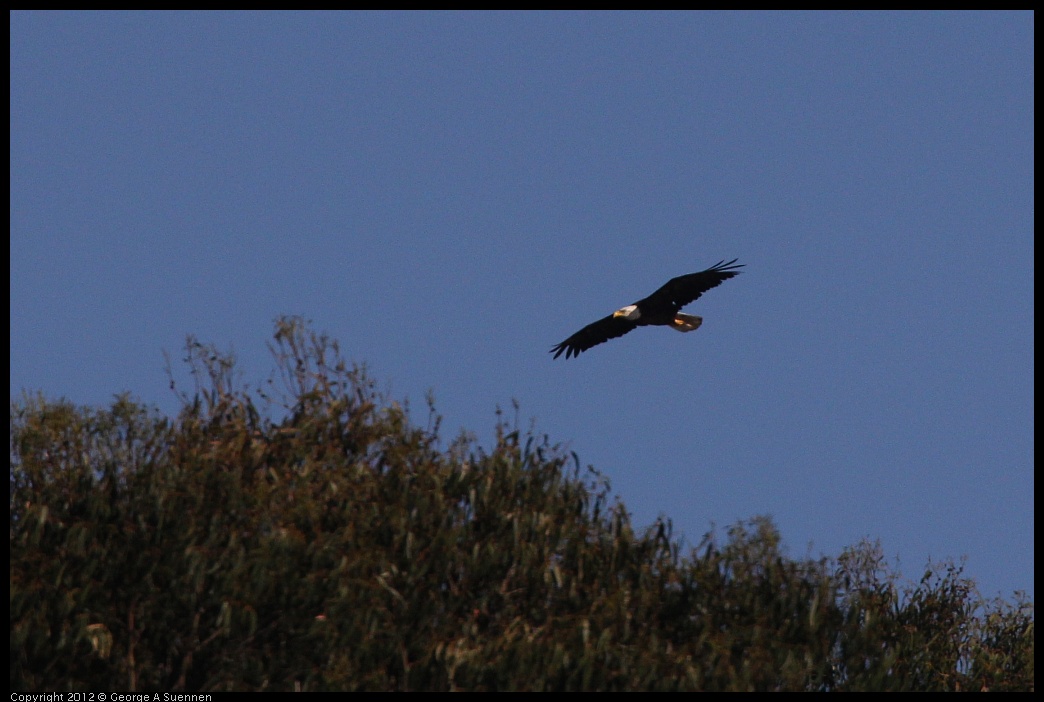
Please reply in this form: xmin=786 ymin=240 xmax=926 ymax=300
xmin=670 ymin=313 xmax=703 ymax=332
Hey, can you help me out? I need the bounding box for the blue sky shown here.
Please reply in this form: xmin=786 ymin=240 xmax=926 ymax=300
xmin=11 ymin=11 xmax=1033 ymax=601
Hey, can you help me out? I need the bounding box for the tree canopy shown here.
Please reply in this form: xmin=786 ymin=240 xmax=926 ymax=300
xmin=10 ymin=318 xmax=1033 ymax=691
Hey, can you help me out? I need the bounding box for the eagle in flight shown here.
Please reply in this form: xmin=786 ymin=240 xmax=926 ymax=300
xmin=551 ymin=259 xmax=744 ymax=359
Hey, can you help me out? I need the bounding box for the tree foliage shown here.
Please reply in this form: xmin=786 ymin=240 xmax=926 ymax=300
xmin=10 ymin=317 xmax=1033 ymax=691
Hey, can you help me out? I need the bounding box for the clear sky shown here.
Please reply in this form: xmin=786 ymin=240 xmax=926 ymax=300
xmin=11 ymin=11 xmax=1033 ymax=601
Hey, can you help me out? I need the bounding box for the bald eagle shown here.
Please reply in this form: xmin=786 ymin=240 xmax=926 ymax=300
xmin=551 ymin=259 xmax=744 ymax=359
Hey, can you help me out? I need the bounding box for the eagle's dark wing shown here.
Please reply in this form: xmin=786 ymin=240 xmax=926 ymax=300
xmin=643 ymin=258 xmax=744 ymax=310
xmin=551 ymin=313 xmax=639 ymax=359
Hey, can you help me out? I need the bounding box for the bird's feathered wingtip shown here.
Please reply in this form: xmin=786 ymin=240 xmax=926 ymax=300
xmin=549 ymin=342 xmax=575 ymax=359
xmin=707 ymin=258 xmax=744 ymax=273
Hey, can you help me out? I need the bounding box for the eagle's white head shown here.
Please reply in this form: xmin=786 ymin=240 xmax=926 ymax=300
xmin=613 ymin=304 xmax=640 ymax=321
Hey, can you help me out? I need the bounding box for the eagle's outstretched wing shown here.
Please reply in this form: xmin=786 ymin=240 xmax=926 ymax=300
xmin=550 ymin=314 xmax=639 ymax=359
xmin=643 ymin=259 xmax=744 ymax=310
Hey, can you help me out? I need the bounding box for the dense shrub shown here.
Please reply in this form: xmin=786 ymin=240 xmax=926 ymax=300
xmin=10 ymin=318 xmax=1033 ymax=691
